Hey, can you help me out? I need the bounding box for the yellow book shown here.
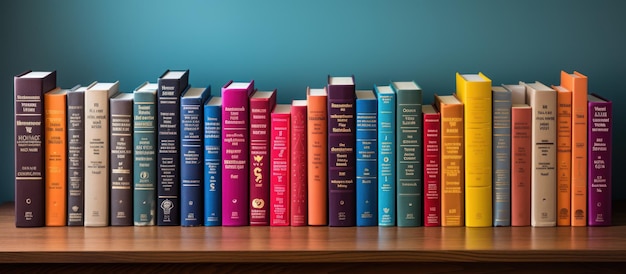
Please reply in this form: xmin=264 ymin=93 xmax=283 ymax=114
xmin=455 ymin=72 xmax=492 ymax=227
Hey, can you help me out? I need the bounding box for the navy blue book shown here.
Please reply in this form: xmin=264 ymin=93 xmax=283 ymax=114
xmin=180 ymin=86 xmax=211 ymax=227
xmin=374 ymin=85 xmax=396 ymax=226
xmin=157 ymin=70 xmax=189 ymax=226
xmin=355 ymin=90 xmax=378 ymax=226
xmin=204 ymin=96 xmax=222 ymax=226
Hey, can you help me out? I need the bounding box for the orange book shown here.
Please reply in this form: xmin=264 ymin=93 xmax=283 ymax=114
xmin=306 ymin=87 xmax=328 ymax=225
xmin=560 ymin=71 xmax=587 ymax=226
xmin=553 ymin=85 xmax=572 ymax=226
xmin=435 ymin=95 xmax=464 ymax=227
xmin=44 ymin=88 xmax=67 ymax=226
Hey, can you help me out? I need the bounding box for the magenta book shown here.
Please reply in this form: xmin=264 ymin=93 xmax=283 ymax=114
xmin=587 ymin=94 xmax=612 ymax=226
xmin=221 ymin=80 xmax=254 ymax=226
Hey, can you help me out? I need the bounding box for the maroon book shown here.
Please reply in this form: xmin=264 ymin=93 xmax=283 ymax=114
xmin=422 ymin=105 xmax=441 ymax=227
xmin=587 ymin=94 xmax=612 ymax=226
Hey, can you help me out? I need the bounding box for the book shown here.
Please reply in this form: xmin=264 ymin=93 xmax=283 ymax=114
xmin=221 ymin=80 xmax=254 ymax=226
xmin=180 ymin=86 xmax=211 ymax=227
xmin=560 ymin=71 xmax=587 ymax=227
xmin=204 ymin=97 xmax=222 ymax=226
xmin=392 ymin=81 xmax=423 ymax=227
xmin=133 ymin=82 xmax=158 ymax=226
xmin=456 ymin=73 xmax=492 ymax=227
xmin=375 ymin=85 xmax=396 ymax=226
xmin=157 ymin=70 xmax=189 ymax=226
xmin=552 ymin=85 xmax=572 ymax=226
xmin=109 ymin=92 xmax=134 ymax=226
xmin=290 ymin=99 xmax=308 ymax=226
xmin=85 ymin=81 xmax=120 ymax=227
xmin=587 ymin=94 xmax=612 ymax=226
xmin=423 ymin=104 xmax=441 ymax=227
xmin=249 ymin=90 xmax=277 ymax=226
xmin=44 ymin=87 xmax=67 ymax=226
xmin=306 ymin=87 xmax=328 ymax=226
xmin=355 ymin=90 xmax=377 ymax=227
xmin=510 ymin=103 xmax=532 ymax=227
xmin=523 ymin=81 xmax=557 ymax=227
xmin=492 ymin=86 xmax=511 ymax=227
xmin=270 ymin=104 xmax=291 ymax=226
xmin=327 ymin=76 xmax=356 ymax=227
xmin=14 ymin=71 xmax=56 ymax=227
xmin=435 ymin=95 xmax=464 ymax=227
xmin=67 ymin=84 xmax=91 ymax=226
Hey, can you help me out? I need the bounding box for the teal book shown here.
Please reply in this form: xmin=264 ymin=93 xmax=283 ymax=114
xmin=355 ymin=89 xmax=377 ymax=227
xmin=374 ymin=85 xmax=396 ymax=226
xmin=392 ymin=81 xmax=422 ymax=227
xmin=492 ymin=86 xmax=512 ymax=227
xmin=133 ymin=82 xmax=158 ymax=226
xmin=204 ymin=96 xmax=222 ymax=226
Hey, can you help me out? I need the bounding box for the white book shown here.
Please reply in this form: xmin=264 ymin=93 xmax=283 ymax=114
xmin=84 ymin=82 xmax=120 ymax=227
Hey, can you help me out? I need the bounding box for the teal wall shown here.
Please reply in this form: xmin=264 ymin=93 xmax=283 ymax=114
xmin=2 ymin=0 xmax=625 ymax=204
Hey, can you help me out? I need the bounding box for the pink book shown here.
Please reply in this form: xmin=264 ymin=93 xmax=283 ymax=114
xmin=249 ymin=90 xmax=277 ymax=226
xmin=511 ymin=104 xmax=532 ymax=226
xmin=221 ymin=80 xmax=254 ymax=226
xmin=270 ymin=104 xmax=291 ymax=226
xmin=422 ymin=105 xmax=441 ymax=227
xmin=290 ymin=100 xmax=308 ymax=226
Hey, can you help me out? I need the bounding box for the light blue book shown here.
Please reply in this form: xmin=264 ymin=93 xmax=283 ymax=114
xmin=493 ymin=86 xmax=512 ymax=227
xmin=375 ymin=85 xmax=396 ymax=226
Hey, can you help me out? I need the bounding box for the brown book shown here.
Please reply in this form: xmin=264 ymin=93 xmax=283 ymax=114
xmin=511 ymin=104 xmax=532 ymax=226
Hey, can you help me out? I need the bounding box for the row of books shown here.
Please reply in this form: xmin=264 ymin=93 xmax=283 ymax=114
xmin=13 ymin=70 xmax=612 ymax=228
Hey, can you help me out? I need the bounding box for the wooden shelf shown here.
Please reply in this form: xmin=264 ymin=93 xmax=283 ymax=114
xmin=3 ymin=202 xmax=626 ymax=271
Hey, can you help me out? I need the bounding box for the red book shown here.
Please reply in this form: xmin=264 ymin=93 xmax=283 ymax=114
xmin=249 ymin=90 xmax=276 ymax=226
xmin=270 ymin=104 xmax=291 ymax=226
xmin=290 ymin=100 xmax=308 ymax=226
xmin=511 ymin=104 xmax=532 ymax=226
xmin=422 ymin=105 xmax=441 ymax=227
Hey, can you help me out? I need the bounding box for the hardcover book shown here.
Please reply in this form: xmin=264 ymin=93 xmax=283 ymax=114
xmin=14 ymin=71 xmax=56 ymax=227
xmin=456 ymin=73 xmax=492 ymax=227
xmin=523 ymin=81 xmax=557 ymax=227
xmin=221 ymin=80 xmax=254 ymax=226
xmin=392 ymin=81 xmax=423 ymax=227
xmin=180 ymin=86 xmax=211 ymax=226
xmin=85 ymin=81 xmax=120 ymax=227
xmin=492 ymin=86 xmax=511 ymax=227
xmin=374 ymin=85 xmax=396 ymax=226
xmin=109 ymin=92 xmax=134 ymax=226
xmin=249 ymin=90 xmax=277 ymax=226
xmin=423 ymin=104 xmax=441 ymax=227
xmin=290 ymin=100 xmax=308 ymax=226
xmin=67 ymin=84 xmax=91 ymax=226
xmin=157 ymin=70 xmax=189 ymax=226
xmin=204 ymin=96 xmax=222 ymax=226
xmin=587 ymin=94 xmax=612 ymax=226
xmin=510 ymin=103 xmax=532 ymax=226
xmin=553 ymin=85 xmax=572 ymax=226
xmin=44 ymin=87 xmax=67 ymax=226
xmin=306 ymin=87 xmax=328 ymax=226
xmin=355 ymin=90 xmax=377 ymax=227
xmin=434 ymin=94 xmax=464 ymax=227
xmin=327 ymin=76 xmax=356 ymax=227
xmin=133 ymin=82 xmax=158 ymax=226
xmin=270 ymin=104 xmax=291 ymax=226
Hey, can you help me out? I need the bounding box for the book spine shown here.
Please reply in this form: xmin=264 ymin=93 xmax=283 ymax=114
xmin=327 ymin=87 xmax=356 ymax=227
xmin=511 ymin=106 xmax=532 ymax=227
xmin=14 ymin=72 xmax=55 ymax=227
xmin=133 ymin=91 xmax=157 ymax=226
xmin=377 ymin=90 xmax=395 ymax=226
xmin=307 ymin=92 xmax=327 ymax=226
xmin=356 ymin=97 xmax=377 ymax=227
xmin=440 ymin=103 xmax=464 ymax=227
xmin=556 ymin=89 xmax=572 ymax=226
xmin=396 ymin=89 xmax=422 ymax=227
xmin=110 ymin=95 xmax=133 ymax=226
xmin=290 ymin=104 xmax=308 ymax=226
xmin=249 ymin=97 xmax=274 ymax=225
xmin=423 ymin=108 xmax=440 ymax=227
xmin=157 ymin=79 xmax=187 ymax=226
xmin=270 ymin=109 xmax=290 ymax=226
xmin=587 ymin=98 xmax=612 ymax=226
xmin=204 ymin=100 xmax=221 ymax=226
xmin=180 ymin=97 xmax=205 ymax=226
xmin=221 ymin=87 xmax=251 ymax=226
xmin=44 ymin=90 xmax=67 ymax=226
xmin=67 ymin=90 xmax=85 ymax=226
xmin=493 ymin=89 xmax=511 ymax=227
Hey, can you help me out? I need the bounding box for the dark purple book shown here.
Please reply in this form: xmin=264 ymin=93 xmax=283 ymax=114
xmin=110 ymin=93 xmax=134 ymax=226
xmin=587 ymin=94 xmax=612 ymax=226
xmin=14 ymin=71 xmax=57 ymax=227
xmin=327 ymin=75 xmax=356 ymax=227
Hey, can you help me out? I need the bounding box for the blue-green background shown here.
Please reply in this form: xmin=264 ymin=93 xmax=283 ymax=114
xmin=1 ymin=0 xmax=624 ymax=204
